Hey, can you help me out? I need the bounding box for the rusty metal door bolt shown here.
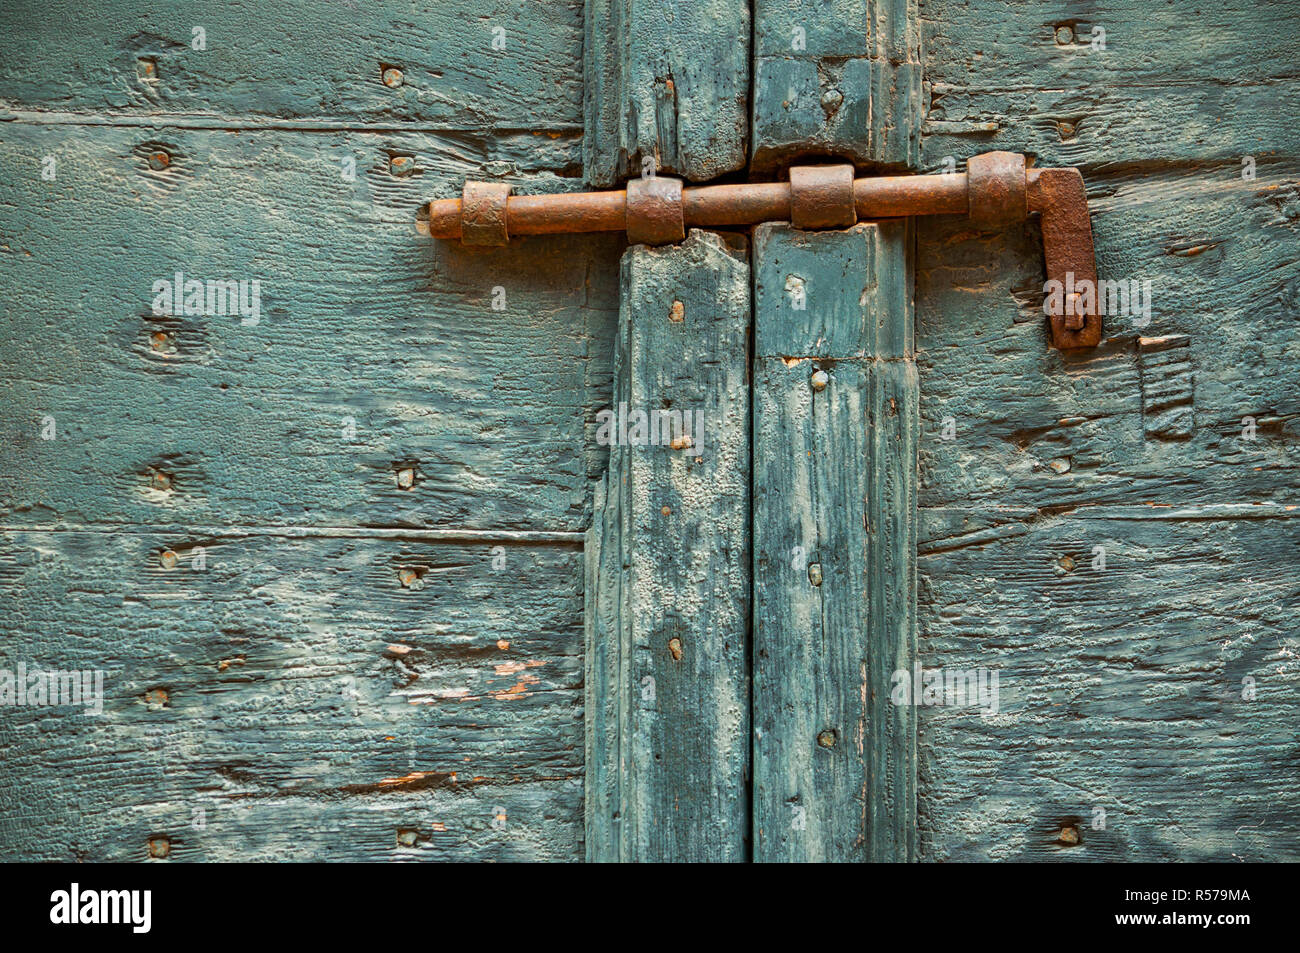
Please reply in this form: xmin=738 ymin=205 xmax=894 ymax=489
xmin=421 ymin=152 xmax=1100 ymax=349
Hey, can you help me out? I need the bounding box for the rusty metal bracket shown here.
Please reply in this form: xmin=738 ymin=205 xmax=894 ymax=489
xmin=421 ymin=152 xmax=1100 ymax=349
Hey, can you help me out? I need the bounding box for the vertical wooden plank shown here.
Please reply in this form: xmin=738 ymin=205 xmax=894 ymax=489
xmin=751 ymin=0 xmax=920 ymax=174
xmin=586 ymin=230 xmax=751 ymax=861
xmin=752 ymin=221 xmax=918 ymax=861
xmin=584 ymin=0 xmax=750 ymax=186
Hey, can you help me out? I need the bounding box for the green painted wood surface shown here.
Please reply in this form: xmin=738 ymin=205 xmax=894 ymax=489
xmin=0 ymin=124 xmax=619 ymax=532
xmin=0 ymin=530 xmax=584 ymax=861
xmin=917 ymin=506 xmax=1300 ymax=861
xmin=920 ymin=0 xmax=1300 ymax=170
xmin=911 ymin=0 xmax=1300 ymax=860
xmin=583 ymin=0 xmax=750 ymax=185
xmin=585 ymin=230 xmax=751 ymax=861
xmin=0 ymin=0 xmax=608 ymax=862
xmin=1 ymin=0 xmax=1297 ymax=865
xmin=0 ymin=0 xmax=584 ymax=127
xmin=752 ymin=222 xmax=918 ymax=861
xmin=751 ymin=0 xmax=920 ymax=174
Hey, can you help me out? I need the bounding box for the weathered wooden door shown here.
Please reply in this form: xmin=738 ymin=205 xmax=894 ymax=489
xmin=1 ymin=0 xmax=632 ymax=861
xmin=583 ymin=0 xmax=1300 ymax=864
xmin=3 ymin=0 xmax=1297 ymax=865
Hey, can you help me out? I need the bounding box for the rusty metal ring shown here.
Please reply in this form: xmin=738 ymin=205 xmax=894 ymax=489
xmin=789 ymin=164 xmax=857 ymax=229
xmin=625 ymin=177 xmax=685 ymax=245
xmin=461 ymin=181 xmax=512 ymax=246
xmin=966 ymin=152 xmax=1027 ymax=231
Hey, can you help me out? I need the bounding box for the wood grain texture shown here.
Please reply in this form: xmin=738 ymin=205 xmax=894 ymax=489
xmin=0 ymin=0 xmax=584 ymax=127
xmin=585 ymin=230 xmax=751 ymax=861
xmin=914 ymin=0 xmax=1300 ymax=862
xmin=917 ymin=506 xmax=1300 ymax=862
xmin=752 ymin=0 xmax=920 ymax=174
xmin=920 ymin=0 xmax=1300 ymax=169
xmin=0 ymin=530 xmax=583 ymax=861
xmin=916 ymin=166 xmax=1300 ymax=510
xmin=0 ymin=0 xmax=605 ymax=863
xmin=0 ymin=123 xmax=620 ymax=532
xmin=752 ymin=222 xmax=918 ymax=861
xmin=583 ymin=0 xmax=750 ymax=186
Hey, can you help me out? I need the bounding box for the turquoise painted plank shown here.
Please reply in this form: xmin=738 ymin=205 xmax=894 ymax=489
xmin=917 ymin=506 xmax=1300 ymax=861
xmin=583 ymin=0 xmax=750 ymax=185
xmin=0 ymin=123 xmax=620 ymax=531
xmin=752 ymin=221 xmax=918 ymax=861
xmin=0 ymin=0 xmax=584 ymax=127
xmin=751 ymin=0 xmax=920 ymax=173
xmin=921 ymin=0 xmax=1300 ymax=169
xmin=586 ymin=230 xmax=751 ymax=861
xmin=0 ymin=530 xmax=584 ymax=861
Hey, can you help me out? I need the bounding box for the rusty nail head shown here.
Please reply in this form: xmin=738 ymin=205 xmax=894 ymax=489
xmin=810 ymin=369 xmax=829 ymax=391
xmin=382 ymin=67 xmax=404 ymax=88
xmin=147 ymin=836 xmax=171 ymax=859
xmin=808 ymin=563 xmax=823 ymax=587
xmin=789 ymin=164 xmax=856 ymax=229
xmin=1054 ymin=25 xmax=1075 ymax=45
xmin=626 ymin=176 xmax=685 ymax=245
xmin=817 ymin=729 xmax=837 ymax=748
xmin=396 ymin=467 xmax=416 ymax=489
xmin=148 ymin=151 xmax=170 ymax=171
xmin=668 ymin=637 xmax=683 ymax=660
xmin=1058 ymin=825 xmax=1080 ymax=845
xmin=390 ymin=155 xmax=414 ymax=177
xmin=151 ymin=471 xmax=172 ymax=491
xmin=144 ymin=688 xmax=169 ymax=709
xmin=160 ymin=550 xmax=178 ymax=569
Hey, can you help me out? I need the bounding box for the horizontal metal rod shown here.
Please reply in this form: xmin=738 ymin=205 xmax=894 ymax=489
xmin=422 ymin=172 xmax=989 ymax=240
xmin=417 ymin=154 xmax=1098 ymax=351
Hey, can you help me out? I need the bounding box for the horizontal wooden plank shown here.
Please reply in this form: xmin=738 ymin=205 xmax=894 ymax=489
xmin=916 ymin=165 xmax=1300 ymax=509
xmin=917 ymin=507 xmax=1300 ymax=861
xmin=921 ymin=83 xmax=1300 ymax=171
xmin=924 ymin=0 xmax=1300 ymax=91
xmin=0 ymin=123 xmax=621 ymax=531
xmin=920 ymin=0 xmax=1300 ymax=168
xmin=0 ymin=529 xmax=583 ymax=861
xmin=0 ymin=0 xmax=584 ymax=127
xmin=14 ymin=784 xmax=586 ymax=862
